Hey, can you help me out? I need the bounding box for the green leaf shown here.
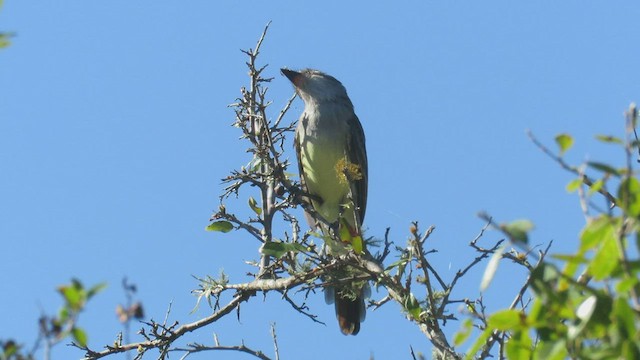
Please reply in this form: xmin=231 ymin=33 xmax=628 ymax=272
xmin=59 ymin=284 xmax=83 ymax=311
xmin=616 ymin=277 xmax=638 ymax=294
xmin=488 ymin=309 xmax=523 ymax=330
xmin=248 ymin=196 xmax=262 ymax=215
xmin=506 ymin=330 xmax=533 ymax=359
xmin=384 ymin=258 xmax=409 ymax=272
xmin=595 ymin=134 xmax=624 ymax=144
xmin=551 ymin=254 xmax=588 ymax=263
xmin=205 ymin=221 xmax=233 ymax=233
xmin=454 ymin=319 xmax=473 ymax=346
xmin=465 ymin=327 xmax=493 ymax=360
xmin=587 ymin=161 xmax=621 ymax=176
xmin=0 ymin=33 xmax=10 ymax=49
xmin=555 ymin=133 xmax=574 ymax=155
xmin=502 ymin=219 xmax=534 ymax=243
xmin=621 ymin=340 xmax=640 ymax=360
xmin=556 ymin=253 xmax=588 ymax=284
xmin=532 ymin=339 xmax=568 ymax=360
xmin=618 ymin=177 xmax=640 ymax=217
xmin=613 ymin=297 xmax=636 ymax=339
xmin=58 ymin=306 xmax=70 ymax=322
xmin=530 ymin=263 xmax=560 ymax=296
xmin=588 ymin=233 xmax=619 ymax=280
xmin=404 ymin=293 xmax=421 ymax=320
xmin=588 ymin=179 xmax=605 ymax=195
xmin=87 ymin=282 xmax=107 ymax=299
xmin=71 ymin=327 xmax=88 ymax=347
xmin=527 ymin=298 xmax=544 ymax=324
xmin=260 ymin=241 xmax=307 ymax=258
xmin=480 ymin=245 xmax=504 ymax=292
xmin=580 ymin=216 xmax=615 ymax=252
xmin=566 ymin=178 xmax=582 ymax=193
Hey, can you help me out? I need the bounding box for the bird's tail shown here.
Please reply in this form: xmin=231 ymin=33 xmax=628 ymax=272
xmin=325 ymin=285 xmax=368 ymax=335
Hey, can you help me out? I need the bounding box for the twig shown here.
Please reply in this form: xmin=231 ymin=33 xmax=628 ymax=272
xmin=279 ymin=290 xmax=325 ymax=324
xmin=527 ymin=129 xmax=617 ymax=206
xmin=82 ymin=293 xmax=251 ymax=359
xmin=173 ymin=342 xmax=271 ymax=360
xmin=270 ymin=323 xmax=280 ymax=360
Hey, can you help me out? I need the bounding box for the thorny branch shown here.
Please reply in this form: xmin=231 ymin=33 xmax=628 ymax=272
xmin=82 ymin=23 xmax=547 ymax=360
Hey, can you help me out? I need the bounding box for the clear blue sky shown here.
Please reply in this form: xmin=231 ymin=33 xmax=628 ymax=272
xmin=2 ymin=1 xmax=639 ymax=359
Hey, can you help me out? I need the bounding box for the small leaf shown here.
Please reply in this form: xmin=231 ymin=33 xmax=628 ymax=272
xmin=551 ymin=254 xmax=588 ymax=263
xmin=260 ymin=242 xmax=287 ymax=257
xmin=3 ymin=341 xmax=17 ymax=356
xmin=534 ymin=340 xmax=568 ymax=360
xmin=248 ymin=197 xmax=262 ymax=215
xmin=58 ymin=285 xmax=83 ymax=311
xmin=87 ymin=282 xmax=107 ymax=299
xmin=555 ymin=133 xmax=574 ymax=155
xmin=580 ymin=216 xmax=615 ymax=252
xmin=566 ymin=178 xmax=582 ymax=193
xmin=595 ymin=134 xmax=623 ymax=144
xmin=72 ymin=327 xmax=88 ymax=347
xmin=588 ymin=179 xmax=604 ymax=195
xmin=453 ymin=318 xmax=473 ymax=346
xmin=480 ymin=245 xmax=504 ymax=292
xmin=618 ymin=177 xmax=640 ymax=217
xmin=404 ymin=293 xmax=421 ymax=320
xmin=616 ymin=277 xmax=638 ymax=294
xmin=465 ymin=327 xmax=494 ymax=360
xmin=505 ymin=330 xmax=532 ymax=359
xmin=488 ymin=309 xmax=523 ymax=330
xmin=587 ymin=161 xmax=621 ymax=176
xmin=501 ymin=219 xmax=534 ymax=243
xmin=588 ymin=233 xmax=619 ymax=280
xmin=530 ymin=263 xmax=560 ymax=296
xmin=613 ymin=297 xmax=637 ymax=338
xmin=0 ymin=33 xmax=10 ymax=49
xmin=260 ymin=241 xmax=307 ymax=258
xmin=58 ymin=307 xmax=70 ymax=322
xmin=384 ymin=258 xmax=409 ymax=272
xmin=205 ymin=221 xmax=233 ymax=233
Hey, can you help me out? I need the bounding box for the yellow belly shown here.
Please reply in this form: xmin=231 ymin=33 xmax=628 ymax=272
xmin=299 ymin=137 xmax=350 ymax=224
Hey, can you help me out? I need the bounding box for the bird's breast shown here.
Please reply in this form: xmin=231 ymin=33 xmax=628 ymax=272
xmin=297 ymin=110 xmax=351 ymax=223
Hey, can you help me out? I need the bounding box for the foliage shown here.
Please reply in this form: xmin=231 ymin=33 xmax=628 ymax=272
xmin=459 ymin=104 xmax=640 ymax=359
xmin=1 ymin=279 xmax=106 ymax=360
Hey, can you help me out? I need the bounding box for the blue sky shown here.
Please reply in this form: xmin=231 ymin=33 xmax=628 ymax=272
xmin=1 ymin=1 xmax=639 ymax=359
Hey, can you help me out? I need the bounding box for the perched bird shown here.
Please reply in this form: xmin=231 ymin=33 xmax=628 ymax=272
xmin=282 ymin=68 xmax=368 ymax=335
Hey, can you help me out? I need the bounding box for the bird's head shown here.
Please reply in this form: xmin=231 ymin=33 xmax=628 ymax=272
xmin=281 ymin=68 xmax=352 ymax=106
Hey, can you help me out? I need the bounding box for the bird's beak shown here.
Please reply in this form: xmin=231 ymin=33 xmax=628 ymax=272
xmin=281 ymin=68 xmax=301 ymax=86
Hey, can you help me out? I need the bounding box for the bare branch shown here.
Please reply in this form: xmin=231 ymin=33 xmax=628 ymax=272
xmin=82 ymin=293 xmax=251 ymax=359
xmin=270 ymin=323 xmax=280 ymax=360
xmin=173 ymin=341 xmax=271 ymax=360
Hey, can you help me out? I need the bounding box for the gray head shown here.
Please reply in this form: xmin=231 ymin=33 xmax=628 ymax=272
xmin=281 ymin=68 xmax=353 ymax=107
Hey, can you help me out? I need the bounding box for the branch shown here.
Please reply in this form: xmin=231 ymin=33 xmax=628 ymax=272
xmin=172 ymin=338 xmax=271 ymax=360
xmin=81 ymin=293 xmax=251 ymax=359
xmin=527 ymin=129 xmax=617 ymax=206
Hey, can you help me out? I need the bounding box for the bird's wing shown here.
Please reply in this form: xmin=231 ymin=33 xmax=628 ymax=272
xmin=345 ymin=114 xmax=368 ymax=226
xmin=294 ymin=115 xmax=317 ymax=229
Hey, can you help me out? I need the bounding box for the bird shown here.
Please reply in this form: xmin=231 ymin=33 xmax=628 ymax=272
xmin=281 ymin=68 xmax=368 ymax=335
